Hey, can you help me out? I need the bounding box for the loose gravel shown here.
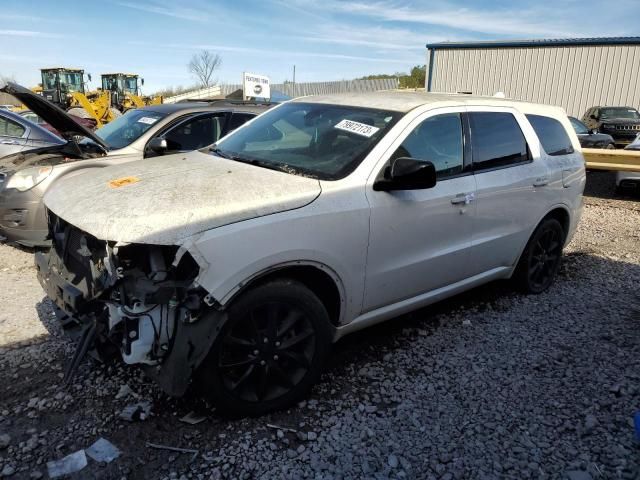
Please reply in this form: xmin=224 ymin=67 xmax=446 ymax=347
xmin=0 ymin=171 xmax=638 ymax=479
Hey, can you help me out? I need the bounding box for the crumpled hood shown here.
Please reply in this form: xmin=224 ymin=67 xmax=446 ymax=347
xmin=44 ymin=151 xmax=321 ymax=244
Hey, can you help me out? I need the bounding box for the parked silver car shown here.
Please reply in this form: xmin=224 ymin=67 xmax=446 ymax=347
xmin=615 ymin=133 xmax=640 ymax=193
xmin=0 ymin=82 xmax=272 ymax=246
xmin=0 ymin=107 xmax=64 ymax=159
xmin=36 ymin=92 xmax=585 ymax=416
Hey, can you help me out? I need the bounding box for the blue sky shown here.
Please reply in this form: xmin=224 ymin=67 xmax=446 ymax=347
xmin=1 ymin=0 xmax=639 ymax=94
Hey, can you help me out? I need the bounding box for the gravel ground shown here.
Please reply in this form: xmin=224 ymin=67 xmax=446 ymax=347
xmin=0 ymin=171 xmax=639 ymax=480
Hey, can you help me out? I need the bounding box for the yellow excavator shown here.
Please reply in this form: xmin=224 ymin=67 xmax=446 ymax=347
xmin=100 ymin=73 xmax=163 ymax=111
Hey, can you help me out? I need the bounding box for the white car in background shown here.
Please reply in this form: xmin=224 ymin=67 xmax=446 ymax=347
xmin=616 ymin=133 xmax=640 ymax=193
xmin=36 ymin=91 xmax=585 ymax=417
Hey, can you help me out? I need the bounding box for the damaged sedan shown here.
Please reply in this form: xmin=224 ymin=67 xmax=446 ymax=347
xmin=0 ymin=82 xmax=270 ymax=246
xmin=36 ymin=92 xmax=585 ymax=416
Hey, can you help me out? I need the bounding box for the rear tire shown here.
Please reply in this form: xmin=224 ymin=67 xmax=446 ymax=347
xmin=514 ymin=218 xmax=565 ymax=294
xmin=196 ymin=279 xmax=332 ymax=417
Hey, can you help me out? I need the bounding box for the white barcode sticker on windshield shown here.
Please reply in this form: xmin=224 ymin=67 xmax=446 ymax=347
xmin=334 ymin=119 xmax=380 ymax=137
xmin=137 ymin=117 xmax=158 ymax=125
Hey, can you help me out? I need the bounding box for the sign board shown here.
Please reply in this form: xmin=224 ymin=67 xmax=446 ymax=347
xmin=242 ymin=72 xmax=270 ymax=100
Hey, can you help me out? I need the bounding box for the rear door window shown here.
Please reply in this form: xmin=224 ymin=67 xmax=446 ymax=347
xmin=469 ymin=112 xmax=529 ymax=171
xmin=164 ymin=114 xmax=223 ymax=151
xmin=526 ymin=114 xmax=574 ymax=156
xmin=0 ymin=116 xmax=26 ymax=137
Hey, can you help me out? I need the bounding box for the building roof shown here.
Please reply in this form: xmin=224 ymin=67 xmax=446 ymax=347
xmin=426 ymin=37 xmax=640 ymax=50
xmin=291 ymin=90 xmax=563 ymax=114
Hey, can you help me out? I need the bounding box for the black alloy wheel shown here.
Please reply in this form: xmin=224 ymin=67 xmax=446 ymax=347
xmin=516 ymin=218 xmax=565 ymax=294
xmin=218 ymin=301 xmax=316 ymax=403
xmin=198 ymin=279 xmax=332 ymax=417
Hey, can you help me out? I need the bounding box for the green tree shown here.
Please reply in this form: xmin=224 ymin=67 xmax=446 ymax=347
xmin=399 ymin=65 xmax=426 ymax=89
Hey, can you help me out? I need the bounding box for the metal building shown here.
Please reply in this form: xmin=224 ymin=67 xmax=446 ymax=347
xmin=425 ymin=37 xmax=640 ymax=117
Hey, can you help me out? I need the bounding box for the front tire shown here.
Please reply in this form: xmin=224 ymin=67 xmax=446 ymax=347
xmin=197 ymin=279 xmax=332 ymax=417
xmin=515 ymin=218 xmax=565 ymax=294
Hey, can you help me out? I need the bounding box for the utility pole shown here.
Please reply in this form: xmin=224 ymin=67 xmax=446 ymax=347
xmin=292 ymin=65 xmax=296 ymax=98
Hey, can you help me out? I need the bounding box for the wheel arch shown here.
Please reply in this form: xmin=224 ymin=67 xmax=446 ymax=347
xmin=511 ymin=204 xmax=572 ymax=273
xmin=219 ymin=261 xmax=346 ymax=328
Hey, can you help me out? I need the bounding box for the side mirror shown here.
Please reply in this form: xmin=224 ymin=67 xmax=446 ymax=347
xmin=141 ymin=78 xmax=145 ymax=86
xmin=590 ymin=128 xmax=598 ymax=135
xmin=87 ymin=73 xmax=92 ymax=82
xmin=373 ymin=157 xmax=437 ymax=192
xmin=148 ymin=137 xmax=168 ymax=154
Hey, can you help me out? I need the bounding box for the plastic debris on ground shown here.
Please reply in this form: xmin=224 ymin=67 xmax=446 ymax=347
xmin=47 ymin=450 xmax=88 ymax=478
xmin=85 ymin=438 xmax=121 ymax=463
xmin=119 ymin=401 xmax=152 ymax=422
xmin=179 ymin=411 xmax=208 ymax=425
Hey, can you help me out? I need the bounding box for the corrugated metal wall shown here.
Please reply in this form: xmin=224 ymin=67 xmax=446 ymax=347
xmin=428 ymin=45 xmax=640 ymax=117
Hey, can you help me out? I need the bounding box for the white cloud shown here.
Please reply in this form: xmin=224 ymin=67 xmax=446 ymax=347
xmin=0 ymin=30 xmax=65 ymax=38
xmin=127 ymin=41 xmax=415 ymax=64
xmin=116 ymin=1 xmax=213 ymax=22
xmin=293 ymin=1 xmax=583 ymax=37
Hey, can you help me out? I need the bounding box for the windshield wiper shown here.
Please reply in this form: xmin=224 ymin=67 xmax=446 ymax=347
xmin=209 ymin=146 xmax=233 ymax=159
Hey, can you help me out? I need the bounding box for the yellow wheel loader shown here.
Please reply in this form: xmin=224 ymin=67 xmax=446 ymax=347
xmin=100 ymin=73 xmax=163 ymax=112
xmin=40 ymin=67 xmax=120 ymax=128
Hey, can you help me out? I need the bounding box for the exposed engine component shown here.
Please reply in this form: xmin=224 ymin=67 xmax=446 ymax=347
xmin=35 ymin=213 xmax=218 ymax=392
xmin=106 ymin=302 xmax=178 ymax=365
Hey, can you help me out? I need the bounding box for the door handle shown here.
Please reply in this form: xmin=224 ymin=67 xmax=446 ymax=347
xmin=1 ymin=140 xmax=18 ymax=145
xmin=451 ymin=192 xmax=475 ymax=205
xmin=533 ymin=176 xmax=549 ymax=187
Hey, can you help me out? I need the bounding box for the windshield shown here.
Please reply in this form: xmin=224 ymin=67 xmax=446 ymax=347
xmin=213 ymin=102 xmax=401 ymax=180
xmin=124 ymin=77 xmax=138 ymax=94
xmin=600 ymin=108 xmax=640 ymax=120
xmin=93 ymin=109 xmax=165 ymax=149
xmin=569 ymin=117 xmax=589 ymax=135
xmin=59 ymin=71 xmax=83 ymax=92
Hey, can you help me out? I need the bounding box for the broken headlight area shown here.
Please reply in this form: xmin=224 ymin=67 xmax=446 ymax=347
xmin=36 ymin=213 xmax=220 ymax=394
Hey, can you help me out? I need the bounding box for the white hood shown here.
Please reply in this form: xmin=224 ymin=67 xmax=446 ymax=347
xmin=44 ymin=151 xmax=321 ymax=244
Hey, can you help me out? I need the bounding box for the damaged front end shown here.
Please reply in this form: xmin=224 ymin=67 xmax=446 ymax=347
xmin=35 ymin=212 xmax=225 ymax=396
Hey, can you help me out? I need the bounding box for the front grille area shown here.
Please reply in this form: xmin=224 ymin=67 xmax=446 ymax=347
xmin=614 ymin=125 xmax=640 ymax=131
xmin=47 ymin=211 xmax=109 ymax=302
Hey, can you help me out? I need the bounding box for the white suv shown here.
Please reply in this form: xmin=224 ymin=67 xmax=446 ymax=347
xmin=35 ymin=92 xmax=585 ymax=416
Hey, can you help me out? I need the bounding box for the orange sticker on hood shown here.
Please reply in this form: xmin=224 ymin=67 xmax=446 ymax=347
xmin=108 ymin=176 xmax=140 ymax=189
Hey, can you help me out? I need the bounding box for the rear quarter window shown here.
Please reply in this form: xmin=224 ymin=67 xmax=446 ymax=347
xmin=526 ymin=114 xmax=574 ymax=156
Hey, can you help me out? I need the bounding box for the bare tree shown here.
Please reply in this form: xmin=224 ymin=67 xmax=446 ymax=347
xmin=188 ymin=50 xmax=222 ymax=88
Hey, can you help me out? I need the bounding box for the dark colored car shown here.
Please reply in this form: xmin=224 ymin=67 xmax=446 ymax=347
xmin=0 ymin=108 xmax=66 ymax=159
xmin=582 ymin=106 xmax=640 ymax=147
xmin=568 ymin=117 xmax=615 ymax=149
xmin=0 ymin=82 xmax=275 ymax=247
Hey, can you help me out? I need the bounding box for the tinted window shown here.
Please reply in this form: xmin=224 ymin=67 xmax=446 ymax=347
xmin=527 ymin=114 xmax=574 ymax=156
xmin=392 ymin=113 xmax=464 ymax=179
xmin=228 ymin=113 xmax=255 ymax=132
xmin=164 ymin=114 xmax=222 ymax=151
xmin=569 ymin=117 xmax=589 ymax=135
xmin=469 ymin=112 xmax=529 ymax=170
xmin=0 ymin=116 xmax=25 ymax=137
